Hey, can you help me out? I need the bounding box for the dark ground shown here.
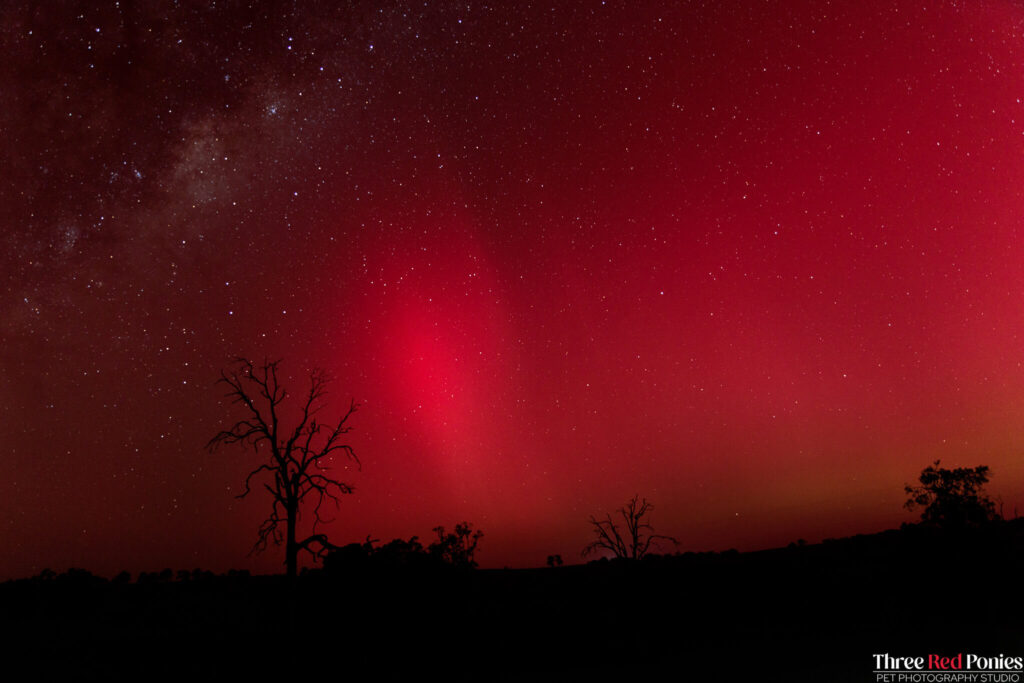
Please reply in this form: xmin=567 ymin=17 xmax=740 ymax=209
xmin=4 ymin=521 xmax=1024 ymax=681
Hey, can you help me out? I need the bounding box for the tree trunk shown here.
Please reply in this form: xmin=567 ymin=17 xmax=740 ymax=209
xmin=285 ymin=501 xmax=298 ymax=579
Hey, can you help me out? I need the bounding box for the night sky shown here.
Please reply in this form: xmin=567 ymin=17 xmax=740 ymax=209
xmin=5 ymin=0 xmax=1024 ymax=579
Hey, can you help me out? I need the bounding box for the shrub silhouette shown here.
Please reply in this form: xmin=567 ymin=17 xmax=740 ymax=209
xmin=429 ymin=522 xmax=484 ymax=568
xmin=904 ymin=460 xmax=1000 ymax=529
xmin=325 ymin=529 xmax=484 ymax=573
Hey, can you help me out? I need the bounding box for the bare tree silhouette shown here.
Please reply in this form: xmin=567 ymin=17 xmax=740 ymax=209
xmin=207 ymin=358 xmax=359 ymax=578
xmin=582 ymin=495 xmax=677 ymax=560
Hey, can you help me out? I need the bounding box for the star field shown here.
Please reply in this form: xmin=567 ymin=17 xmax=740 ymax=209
xmin=4 ymin=0 xmax=1024 ymax=577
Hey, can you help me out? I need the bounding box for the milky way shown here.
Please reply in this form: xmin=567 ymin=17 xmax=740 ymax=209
xmin=4 ymin=1 xmax=1024 ymax=578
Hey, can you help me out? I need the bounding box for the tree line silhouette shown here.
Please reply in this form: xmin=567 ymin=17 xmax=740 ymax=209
xmin=2 ymin=357 xmax=1018 ymax=680
xmin=205 ymin=358 xmax=1009 ymax=577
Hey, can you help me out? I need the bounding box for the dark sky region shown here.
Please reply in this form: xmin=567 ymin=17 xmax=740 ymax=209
xmin=4 ymin=0 xmax=1024 ymax=579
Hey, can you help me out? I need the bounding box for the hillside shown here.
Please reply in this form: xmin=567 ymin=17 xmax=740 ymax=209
xmin=4 ymin=521 xmax=1023 ymax=680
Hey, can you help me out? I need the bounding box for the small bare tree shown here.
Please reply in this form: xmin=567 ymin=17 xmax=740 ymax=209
xmin=207 ymin=358 xmax=360 ymax=578
xmin=582 ymin=495 xmax=677 ymax=560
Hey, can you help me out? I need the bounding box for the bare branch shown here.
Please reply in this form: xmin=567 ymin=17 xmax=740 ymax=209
xmin=237 ymin=463 xmax=276 ymax=499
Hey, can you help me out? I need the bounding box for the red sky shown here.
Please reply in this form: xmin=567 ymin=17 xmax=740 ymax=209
xmin=4 ymin=0 xmax=1024 ymax=578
